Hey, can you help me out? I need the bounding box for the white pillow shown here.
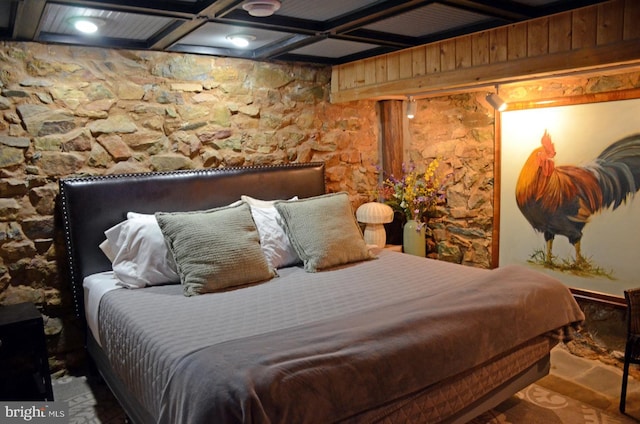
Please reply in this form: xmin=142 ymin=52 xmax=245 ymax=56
xmin=105 ymin=212 xmax=180 ymax=288
xmin=99 ymin=237 xmax=117 ymax=262
xmin=241 ymin=195 xmax=300 ymax=269
xmin=99 ymin=224 xmax=123 ymax=263
xmin=99 ymin=201 xmax=245 ymax=288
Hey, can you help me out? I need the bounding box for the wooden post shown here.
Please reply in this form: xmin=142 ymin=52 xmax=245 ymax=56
xmin=379 ymin=100 xmax=403 ymax=179
xmin=379 ymin=100 xmax=405 ymax=246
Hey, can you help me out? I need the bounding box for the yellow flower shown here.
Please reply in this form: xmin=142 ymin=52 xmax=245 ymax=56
xmin=377 ymin=159 xmax=448 ymax=224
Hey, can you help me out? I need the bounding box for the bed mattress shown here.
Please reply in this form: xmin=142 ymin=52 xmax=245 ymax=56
xmin=88 ymin=250 xmax=583 ymax=423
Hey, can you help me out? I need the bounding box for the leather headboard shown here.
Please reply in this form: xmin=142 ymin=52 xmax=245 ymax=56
xmin=59 ymin=162 xmax=326 ymax=320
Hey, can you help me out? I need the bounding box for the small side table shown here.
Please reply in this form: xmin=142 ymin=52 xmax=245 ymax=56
xmin=384 ymin=244 xmax=403 ymax=253
xmin=0 ymin=302 xmax=54 ymax=401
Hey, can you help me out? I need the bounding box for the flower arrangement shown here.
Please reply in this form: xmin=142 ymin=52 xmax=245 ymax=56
xmin=378 ymin=159 xmax=448 ymax=230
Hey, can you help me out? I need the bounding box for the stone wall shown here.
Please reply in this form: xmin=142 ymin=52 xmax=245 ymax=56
xmin=1 ymin=40 xmax=638 ymax=374
xmin=405 ymin=71 xmax=640 ymax=270
xmin=404 ymin=92 xmax=495 ymax=268
xmin=0 ymin=42 xmax=379 ymax=372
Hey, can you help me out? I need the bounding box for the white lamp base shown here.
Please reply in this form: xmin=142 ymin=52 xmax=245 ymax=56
xmin=363 ymin=223 xmax=387 ymax=248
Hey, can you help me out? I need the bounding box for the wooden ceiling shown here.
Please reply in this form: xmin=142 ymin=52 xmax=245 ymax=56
xmin=1 ymin=0 xmax=610 ymax=65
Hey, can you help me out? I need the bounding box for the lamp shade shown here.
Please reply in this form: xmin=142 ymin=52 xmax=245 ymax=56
xmin=356 ymin=202 xmax=394 ymax=247
xmin=406 ymin=98 xmax=417 ymax=119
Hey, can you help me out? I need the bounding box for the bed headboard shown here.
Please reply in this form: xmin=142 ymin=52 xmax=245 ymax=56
xmin=59 ymin=162 xmax=326 ymax=321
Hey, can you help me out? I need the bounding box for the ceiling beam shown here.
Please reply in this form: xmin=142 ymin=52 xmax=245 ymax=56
xmin=43 ymin=0 xmax=212 ymax=17
xmin=147 ymin=0 xmax=244 ymax=50
xmin=212 ymin=10 xmax=326 ymax=34
xmin=13 ymin=0 xmax=46 ymax=39
xmin=324 ymin=0 xmax=432 ymax=34
xmin=331 ymin=40 xmax=640 ymax=103
xmin=440 ymin=0 xmax=533 ymax=20
xmin=253 ymin=34 xmax=321 ymax=61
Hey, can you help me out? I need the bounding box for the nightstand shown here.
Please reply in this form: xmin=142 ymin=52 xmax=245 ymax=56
xmin=384 ymin=244 xmax=403 ymax=252
xmin=0 ymin=302 xmax=54 ymax=401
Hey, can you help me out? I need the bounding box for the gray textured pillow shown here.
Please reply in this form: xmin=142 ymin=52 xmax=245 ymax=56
xmin=274 ymin=192 xmax=374 ymax=272
xmin=155 ymin=202 xmax=275 ymax=296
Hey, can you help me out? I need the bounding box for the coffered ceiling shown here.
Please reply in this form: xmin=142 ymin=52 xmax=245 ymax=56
xmin=0 ymin=0 xmax=610 ymax=65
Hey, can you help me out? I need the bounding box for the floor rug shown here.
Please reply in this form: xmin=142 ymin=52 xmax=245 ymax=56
xmin=51 ymin=375 xmax=125 ymax=424
xmin=470 ymin=382 xmax=637 ymax=424
xmin=53 ymin=375 xmax=636 ymax=424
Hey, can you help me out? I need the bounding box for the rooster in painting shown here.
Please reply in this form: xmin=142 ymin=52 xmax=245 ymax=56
xmin=515 ymin=130 xmax=640 ymax=265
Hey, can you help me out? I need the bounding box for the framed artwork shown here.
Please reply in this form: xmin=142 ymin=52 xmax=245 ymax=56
xmin=494 ymin=88 xmax=640 ymax=301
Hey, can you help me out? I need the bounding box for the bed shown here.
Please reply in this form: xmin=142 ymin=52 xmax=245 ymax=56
xmin=58 ymin=162 xmax=585 ymax=424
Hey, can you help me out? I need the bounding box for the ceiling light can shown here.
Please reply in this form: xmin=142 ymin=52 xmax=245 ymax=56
xmin=226 ymin=34 xmax=256 ymax=48
xmin=68 ymin=17 xmax=105 ymax=34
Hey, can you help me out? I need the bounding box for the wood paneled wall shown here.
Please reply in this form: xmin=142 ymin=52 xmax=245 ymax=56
xmin=331 ymin=0 xmax=640 ymax=103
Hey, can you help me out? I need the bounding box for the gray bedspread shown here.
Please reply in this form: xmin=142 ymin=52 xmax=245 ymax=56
xmin=97 ymin=251 xmax=584 ymax=424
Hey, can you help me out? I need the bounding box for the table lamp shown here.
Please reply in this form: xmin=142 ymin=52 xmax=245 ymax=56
xmin=356 ymin=202 xmax=394 ymax=248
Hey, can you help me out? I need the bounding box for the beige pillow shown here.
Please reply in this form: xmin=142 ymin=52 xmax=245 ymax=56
xmin=274 ymin=192 xmax=374 ymax=272
xmin=155 ymin=202 xmax=275 ymax=296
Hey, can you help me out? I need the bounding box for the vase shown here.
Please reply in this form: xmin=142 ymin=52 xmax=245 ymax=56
xmin=403 ymin=219 xmax=426 ymax=257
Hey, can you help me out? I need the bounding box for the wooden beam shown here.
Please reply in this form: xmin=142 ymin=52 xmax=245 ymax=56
xmin=331 ymin=39 xmax=640 ymax=103
xmin=379 ymin=100 xmax=403 ymax=180
xmin=13 ymin=0 xmax=46 ymax=39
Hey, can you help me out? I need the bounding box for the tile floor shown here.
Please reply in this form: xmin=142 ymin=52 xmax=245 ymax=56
xmin=548 ymin=345 xmax=640 ymax=420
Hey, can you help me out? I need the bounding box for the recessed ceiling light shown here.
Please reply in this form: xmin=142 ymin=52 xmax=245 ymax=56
xmin=68 ymin=17 xmax=105 ymax=34
xmin=226 ymin=34 xmax=256 ymax=48
xmin=242 ymin=0 xmax=281 ymax=17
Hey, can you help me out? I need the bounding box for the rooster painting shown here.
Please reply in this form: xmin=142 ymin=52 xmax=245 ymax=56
xmin=515 ymin=130 xmax=640 ymax=266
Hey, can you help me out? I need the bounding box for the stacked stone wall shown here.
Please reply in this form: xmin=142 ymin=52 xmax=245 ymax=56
xmin=405 ymin=92 xmax=495 ymax=267
xmin=0 ymin=42 xmax=379 ymax=372
xmin=405 ymin=71 xmax=640 ymax=269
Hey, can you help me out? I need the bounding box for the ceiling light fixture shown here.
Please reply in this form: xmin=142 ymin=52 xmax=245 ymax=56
xmin=406 ymin=96 xmax=417 ymax=119
xmin=242 ymin=0 xmax=281 ymax=17
xmin=486 ymin=93 xmax=507 ymax=112
xmin=226 ymin=34 xmax=256 ymax=48
xmin=68 ymin=17 xmax=105 ymax=34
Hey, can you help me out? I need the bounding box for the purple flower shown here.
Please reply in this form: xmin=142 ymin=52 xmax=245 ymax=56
xmin=377 ymin=160 xmax=449 ymax=223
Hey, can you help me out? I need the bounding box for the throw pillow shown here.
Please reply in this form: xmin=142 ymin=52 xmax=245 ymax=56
xmin=274 ymin=192 xmax=374 ymax=272
xmin=156 ymin=202 xmax=276 ymax=296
